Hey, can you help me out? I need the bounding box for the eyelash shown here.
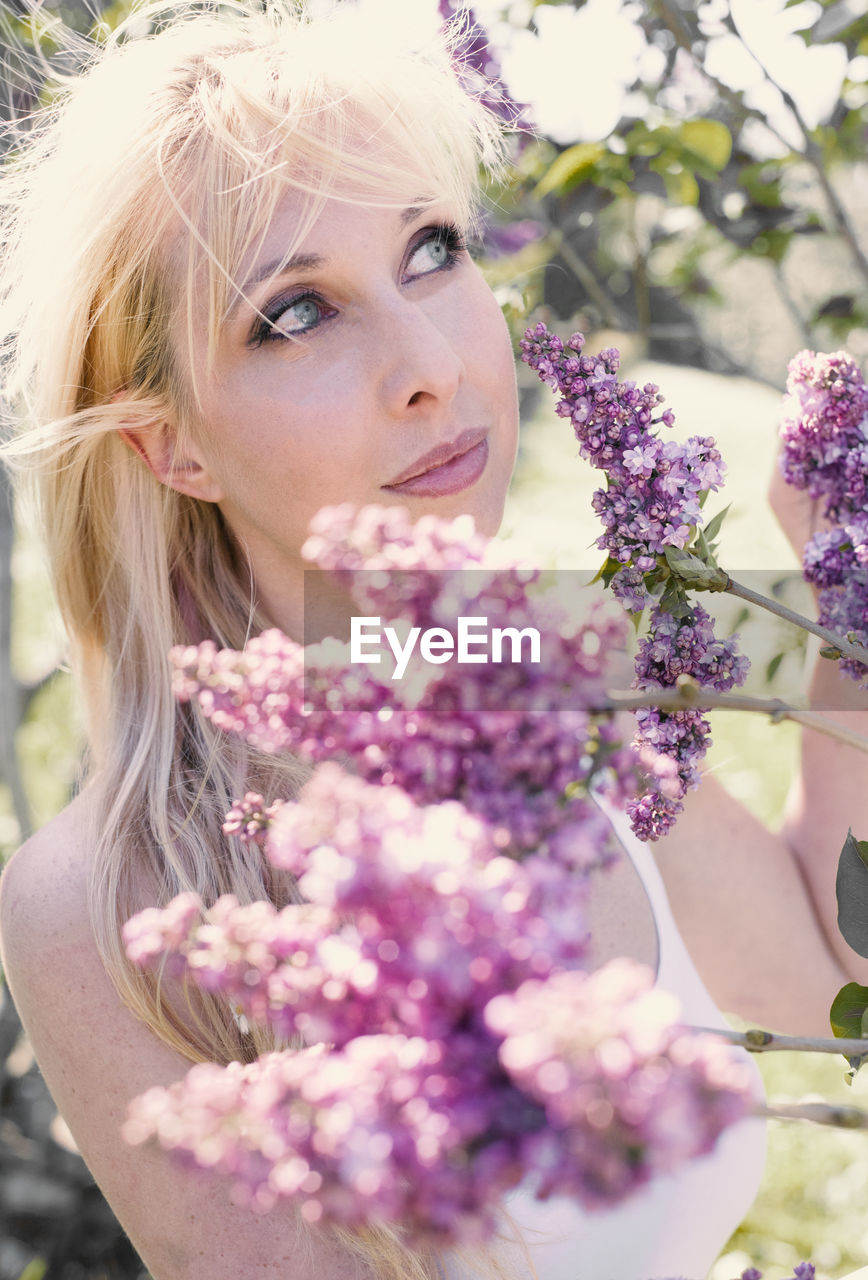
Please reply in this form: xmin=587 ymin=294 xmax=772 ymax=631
xmin=250 ymin=222 xmax=468 ymax=347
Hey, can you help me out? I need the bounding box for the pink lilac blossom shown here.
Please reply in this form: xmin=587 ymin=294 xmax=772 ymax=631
xmin=485 ymin=960 xmax=753 ymax=1205
xmin=125 ymin=765 xmax=591 ymax=1047
xmin=123 ymin=1034 xmax=534 ymax=1241
xmin=173 ymin=505 xmax=636 ymax=862
xmin=222 ymin=792 xmax=284 ymax=845
xmin=779 ymin=350 xmax=868 ymax=686
xmin=520 ymin=322 xmax=748 ymax=839
xmin=125 ymin=506 xmax=757 ymax=1244
xmin=124 ymin=958 xmax=751 ymax=1242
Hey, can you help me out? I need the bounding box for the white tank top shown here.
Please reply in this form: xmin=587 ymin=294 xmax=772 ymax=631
xmin=441 ymin=806 xmax=767 ymax=1280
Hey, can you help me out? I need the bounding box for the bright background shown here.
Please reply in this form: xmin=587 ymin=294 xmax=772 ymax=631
xmin=2 ymin=0 xmax=868 ymax=1277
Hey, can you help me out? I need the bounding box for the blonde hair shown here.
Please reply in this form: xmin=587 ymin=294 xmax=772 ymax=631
xmin=0 ymin=1 xmax=528 ymax=1275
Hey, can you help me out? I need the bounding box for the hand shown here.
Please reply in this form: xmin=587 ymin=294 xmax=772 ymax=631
xmin=767 ymin=449 xmax=824 ymax=565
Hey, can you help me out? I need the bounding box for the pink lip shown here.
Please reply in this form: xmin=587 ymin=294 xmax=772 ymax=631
xmin=383 ymin=429 xmax=490 ymax=498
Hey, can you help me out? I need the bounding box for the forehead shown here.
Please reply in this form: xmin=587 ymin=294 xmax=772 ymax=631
xmin=239 ymin=193 xmax=442 ymax=284
xmin=175 ymin=144 xmax=459 ymax=339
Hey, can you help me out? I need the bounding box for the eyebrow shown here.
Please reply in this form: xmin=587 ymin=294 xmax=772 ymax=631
xmin=228 ymin=204 xmax=427 ymax=319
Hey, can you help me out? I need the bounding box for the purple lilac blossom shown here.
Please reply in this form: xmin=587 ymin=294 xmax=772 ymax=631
xmin=780 ymin=350 xmax=868 ymax=686
xmin=125 ymin=765 xmax=753 ymax=1240
xmin=438 ymin=0 xmax=530 ymax=134
xmin=123 ymin=505 xmax=759 ymax=1244
xmin=779 ymin=351 xmax=868 ymax=518
xmin=520 ymin=322 xmax=748 ymax=839
xmin=173 ymin=504 xmax=636 ymax=862
xmin=627 ymin=606 xmax=749 ymax=840
xmin=485 ymin=960 xmax=752 ymax=1205
xmin=222 ymin=792 xmax=284 ymax=845
xmin=125 ymin=764 xmax=591 ymax=1047
xmin=123 ymin=983 xmax=750 ymax=1246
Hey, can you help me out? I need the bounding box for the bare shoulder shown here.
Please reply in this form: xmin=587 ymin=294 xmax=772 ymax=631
xmin=0 ymin=796 xmax=367 ymax=1280
xmin=0 ymin=790 xmax=95 ymax=963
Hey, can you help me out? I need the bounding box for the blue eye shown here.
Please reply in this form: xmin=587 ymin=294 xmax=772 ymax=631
xmin=253 ymin=292 xmax=335 ymax=345
xmin=405 ymin=224 xmax=466 ymax=280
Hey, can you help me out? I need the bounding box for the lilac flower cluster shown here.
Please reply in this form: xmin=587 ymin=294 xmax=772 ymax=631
xmin=222 ymin=792 xmax=284 ymax=845
xmin=520 ymin=322 xmax=748 ymax=839
xmin=124 ymin=993 xmax=750 ymax=1244
xmin=125 ymin=764 xmax=590 ymax=1047
xmin=124 ymin=505 xmax=758 ymax=1244
xmin=519 ymin=323 xmax=723 ymax=580
xmin=124 ymin=1034 xmax=532 ymax=1240
xmin=125 ymin=770 xmax=752 ymax=1236
xmin=780 ymin=350 xmax=868 ymax=684
xmin=780 ymin=350 xmax=868 ymax=517
xmin=629 ymin=606 xmax=749 ymax=840
xmin=485 ymin=960 xmax=753 ymax=1205
xmin=173 ymin=505 xmax=634 ymax=861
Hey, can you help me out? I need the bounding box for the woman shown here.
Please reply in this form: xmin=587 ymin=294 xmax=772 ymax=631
xmin=0 ymin=3 xmax=863 ymax=1277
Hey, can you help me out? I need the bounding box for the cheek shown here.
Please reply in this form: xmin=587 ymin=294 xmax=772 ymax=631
xmin=468 ymin=281 xmax=517 ymax=389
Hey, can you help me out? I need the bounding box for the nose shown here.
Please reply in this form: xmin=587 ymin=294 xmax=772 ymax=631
xmin=377 ymin=294 xmax=464 ymax=418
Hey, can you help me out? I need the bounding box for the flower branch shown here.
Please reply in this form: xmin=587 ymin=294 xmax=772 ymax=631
xmin=722 ymin=575 xmax=868 ymax=669
xmin=691 ymin=1025 xmax=868 ymax=1059
xmin=599 ymin=683 xmax=868 ymax=756
xmin=761 ymin=1101 xmax=868 ymax=1131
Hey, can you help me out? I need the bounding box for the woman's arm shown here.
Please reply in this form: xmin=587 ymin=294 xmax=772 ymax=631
xmin=651 ymin=466 xmax=868 ymax=1036
xmin=651 ymin=771 xmax=865 ymax=1036
xmin=0 ymin=801 xmax=371 ymax=1280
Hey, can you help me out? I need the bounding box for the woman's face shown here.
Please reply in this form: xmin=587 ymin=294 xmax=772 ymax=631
xmin=172 ymin=191 xmax=520 ymax=636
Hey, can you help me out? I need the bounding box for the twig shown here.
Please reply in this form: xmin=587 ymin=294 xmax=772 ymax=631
xmin=600 ymin=686 xmax=868 ymax=755
xmin=772 ymin=261 xmax=816 ymax=350
xmin=723 ymin=574 xmax=868 ymax=669
xmin=728 ymin=5 xmax=868 ymax=292
xmin=761 ymin=1101 xmax=868 ymax=1130
xmin=653 ymin=0 xmax=795 ymax=153
xmin=542 ymin=225 xmax=621 ymax=330
xmin=654 ymin=0 xmax=868 ymax=292
xmin=691 ymin=1025 xmax=868 ymax=1058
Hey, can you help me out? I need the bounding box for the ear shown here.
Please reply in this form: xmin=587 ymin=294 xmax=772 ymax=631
xmin=118 ymin=419 xmax=225 ymax=504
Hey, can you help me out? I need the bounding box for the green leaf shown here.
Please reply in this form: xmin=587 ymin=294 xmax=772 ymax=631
xmin=679 ymin=119 xmax=733 ymax=171
xmin=836 ymin=830 xmax=868 ymax=959
xmin=662 ymin=166 xmax=700 ymax=207
xmin=694 ymin=528 xmax=716 ymax=565
xmin=663 ymin=546 xmax=730 ymax=592
xmin=702 ymin=504 xmax=731 ymax=546
xmin=658 ymin=577 xmax=694 ymax=619
xmin=765 ymin=652 xmax=785 ymax=683
xmin=830 ymin=982 xmax=868 ymax=1040
xmin=591 ymin=556 xmax=623 ymax=589
xmin=830 ymin=981 xmax=868 ymax=1079
xmin=534 ymin=142 xmax=607 ymax=198
xmin=15 ymin=1262 xmax=47 ymax=1280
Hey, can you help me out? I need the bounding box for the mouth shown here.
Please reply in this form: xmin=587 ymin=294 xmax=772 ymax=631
xmin=382 ymin=428 xmax=490 ymax=498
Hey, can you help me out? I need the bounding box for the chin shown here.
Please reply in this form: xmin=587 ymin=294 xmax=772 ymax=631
xmin=473 ymin=500 xmax=506 ymax=539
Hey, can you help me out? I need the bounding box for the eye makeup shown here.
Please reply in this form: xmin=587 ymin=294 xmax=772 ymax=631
xmin=247 ymin=221 xmax=469 ymax=348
